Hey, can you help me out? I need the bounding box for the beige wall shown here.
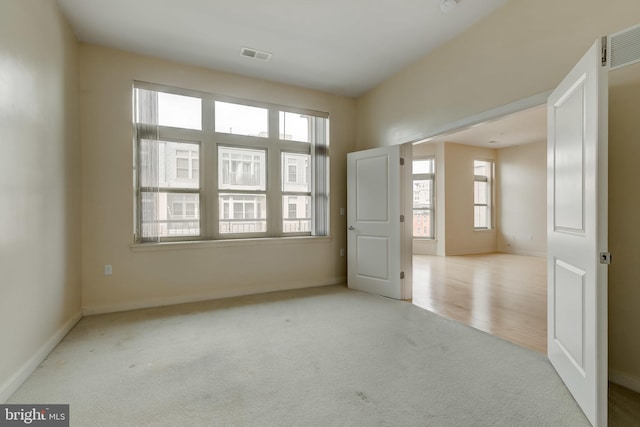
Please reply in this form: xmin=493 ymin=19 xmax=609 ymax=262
xmin=608 ymin=65 xmax=640 ymax=389
xmin=443 ymin=143 xmax=497 ymax=255
xmin=356 ymin=0 xmax=640 ymax=149
xmin=0 ymin=0 xmax=81 ymax=400
xmin=496 ymin=142 xmax=547 ymax=256
xmin=79 ymin=45 xmax=356 ymax=313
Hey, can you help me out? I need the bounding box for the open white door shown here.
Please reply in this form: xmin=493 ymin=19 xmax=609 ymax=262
xmin=547 ymin=38 xmax=608 ymax=426
xmin=347 ymin=145 xmax=410 ymax=299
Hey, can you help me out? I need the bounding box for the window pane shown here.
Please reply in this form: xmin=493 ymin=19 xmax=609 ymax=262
xmin=282 ymin=195 xmax=311 ymax=233
xmin=140 ymin=140 xmax=199 ymax=189
xmin=215 ymin=101 xmax=268 ymax=137
xmin=282 ymin=152 xmax=311 ymax=192
xmin=140 ymin=192 xmax=200 ymax=238
xmin=474 ymin=181 xmax=488 ymax=204
xmin=219 ymin=194 xmax=267 ymax=234
xmin=474 ymin=206 xmax=489 ymax=229
xmin=474 ymin=160 xmax=491 ymax=176
xmin=158 ymin=92 xmax=202 ymax=130
xmin=218 ymin=147 xmax=266 ymax=190
xmin=413 ymin=209 xmax=432 ymax=238
xmin=279 ymin=111 xmax=311 ymax=142
xmin=413 ymin=179 xmax=432 ymax=209
xmin=413 ymin=158 xmax=434 ymax=174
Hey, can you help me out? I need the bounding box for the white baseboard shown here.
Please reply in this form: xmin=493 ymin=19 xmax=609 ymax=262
xmin=444 ymin=249 xmax=496 ymax=256
xmin=609 ymin=369 xmax=640 ymax=393
xmin=0 ymin=311 xmax=82 ymax=403
xmin=498 ymin=249 xmax=546 ymax=257
xmin=83 ymin=277 xmax=347 ymax=316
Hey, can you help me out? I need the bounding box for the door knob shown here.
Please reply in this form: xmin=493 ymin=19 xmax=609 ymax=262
xmin=348 ymin=226 xmax=355 ymax=231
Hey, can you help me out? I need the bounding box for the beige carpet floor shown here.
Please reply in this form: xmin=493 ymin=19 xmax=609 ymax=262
xmin=8 ymin=285 xmax=594 ymax=426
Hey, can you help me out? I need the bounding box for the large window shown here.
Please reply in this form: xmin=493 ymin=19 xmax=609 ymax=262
xmin=134 ymin=83 xmax=329 ymax=242
xmin=413 ymin=158 xmax=435 ymax=239
xmin=474 ymin=159 xmax=494 ymax=230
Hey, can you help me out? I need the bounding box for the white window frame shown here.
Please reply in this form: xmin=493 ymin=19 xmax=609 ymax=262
xmin=133 ymin=81 xmax=329 ymax=243
xmin=412 ymin=157 xmax=435 ymax=239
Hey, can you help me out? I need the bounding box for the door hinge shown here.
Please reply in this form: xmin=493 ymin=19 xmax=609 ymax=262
xmin=400 ymin=214 xmax=405 ymax=223
xmin=400 ymin=157 xmax=405 ymax=166
xmin=400 ymin=271 xmax=405 ymax=280
xmin=600 ymin=252 xmax=612 ymax=265
xmin=601 ymin=36 xmax=608 ymax=67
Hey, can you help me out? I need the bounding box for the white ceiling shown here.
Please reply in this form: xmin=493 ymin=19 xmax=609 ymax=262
xmin=56 ymin=0 xmax=508 ymax=97
xmin=421 ymin=105 xmax=547 ymax=148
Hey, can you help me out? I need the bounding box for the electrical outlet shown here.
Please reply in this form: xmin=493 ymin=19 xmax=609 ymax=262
xmin=340 ymin=207 xmax=345 ymax=216
xmin=104 ymin=264 xmax=112 ymax=276
xmin=340 ymin=248 xmax=345 ymax=257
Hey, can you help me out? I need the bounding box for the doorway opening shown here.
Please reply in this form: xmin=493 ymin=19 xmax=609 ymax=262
xmin=409 ymin=104 xmax=547 ymax=352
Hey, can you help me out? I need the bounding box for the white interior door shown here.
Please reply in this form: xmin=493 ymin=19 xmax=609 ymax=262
xmin=347 ymin=146 xmax=408 ymax=299
xmin=547 ymin=38 xmax=608 ymax=426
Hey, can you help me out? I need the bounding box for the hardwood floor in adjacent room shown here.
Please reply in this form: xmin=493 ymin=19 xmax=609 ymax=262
xmin=412 ymin=253 xmax=547 ymax=354
xmin=412 ymin=253 xmax=640 ymax=425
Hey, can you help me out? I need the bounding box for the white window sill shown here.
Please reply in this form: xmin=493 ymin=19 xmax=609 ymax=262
xmin=130 ymin=235 xmax=331 ymax=252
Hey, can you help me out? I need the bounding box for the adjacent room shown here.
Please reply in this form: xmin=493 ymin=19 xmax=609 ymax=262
xmin=411 ymin=106 xmax=548 ymax=353
xmin=2 ymin=0 xmax=640 ymax=425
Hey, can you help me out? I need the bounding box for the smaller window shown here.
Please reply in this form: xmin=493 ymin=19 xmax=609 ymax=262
xmin=175 ymin=149 xmax=198 ymax=180
xmin=413 ymin=157 xmax=435 ymax=239
xmin=288 ymin=163 xmax=297 ymax=184
xmin=474 ymin=160 xmax=493 ymax=230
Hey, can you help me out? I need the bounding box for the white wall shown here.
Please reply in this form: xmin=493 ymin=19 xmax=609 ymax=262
xmin=496 ymin=142 xmax=547 ymax=256
xmin=79 ymin=45 xmax=356 ymax=314
xmin=0 ymin=0 xmax=81 ymax=401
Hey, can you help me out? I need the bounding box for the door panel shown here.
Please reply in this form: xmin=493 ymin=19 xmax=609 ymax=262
xmin=356 ymin=155 xmax=389 ymax=221
xmin=553 ymin=260 xmax=586 ymax=371
xmin=547 ymin=38 xmax=608 ymax=426
xmin=356 ymin=236 xmax=389 ymax=280
xmin=553 ymin=77 xmax=586 ymax=232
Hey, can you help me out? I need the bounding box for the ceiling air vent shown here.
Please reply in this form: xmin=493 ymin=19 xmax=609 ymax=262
xmin=240 ymin=47 xmax=272 ymax=62
xmin=610 ymin=24 xmax=640 ymax=70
